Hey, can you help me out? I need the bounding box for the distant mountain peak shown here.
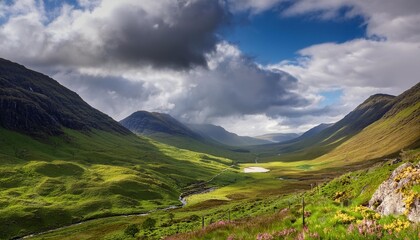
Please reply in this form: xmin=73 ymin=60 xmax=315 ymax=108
xmin=120 ymin=111 xmax=200 ymax=138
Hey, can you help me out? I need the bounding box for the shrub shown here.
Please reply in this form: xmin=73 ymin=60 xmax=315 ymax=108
xmin=124 ymin=224 xmax=139 ymax=237
xmin=142 ymin=217 xmax=156 ymax=230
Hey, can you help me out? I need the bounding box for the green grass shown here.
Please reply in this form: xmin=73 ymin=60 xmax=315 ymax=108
xmin=147 ymin=133 xmax=255 ymax=163
xmin=0 ymin=128 xmax=234 ymax=239
xmin=25 ymin=153 xmax=420 ymax=240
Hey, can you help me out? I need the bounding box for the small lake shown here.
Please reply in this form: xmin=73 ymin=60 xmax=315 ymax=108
xmin=243 ymin=167 xmax=270 ymax=173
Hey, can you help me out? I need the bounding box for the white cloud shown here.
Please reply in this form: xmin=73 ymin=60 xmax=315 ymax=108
xmin=0 ymin=0 xmax=419 ymax=136
xmin=283 ymin=0 xmax=420 ymax=42
xmin=270 ymin=0 xmax=420 ymax=116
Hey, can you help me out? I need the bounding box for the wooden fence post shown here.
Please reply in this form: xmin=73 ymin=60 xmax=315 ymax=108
xmin=302 ymin=197 xmax=305 ymax=227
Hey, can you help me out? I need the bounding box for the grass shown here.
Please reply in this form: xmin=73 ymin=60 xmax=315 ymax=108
xmin=146 ymin=133 xmax=255 ymax=163
xmin=0 ymin=128 xmax=234 ymax=239
xmin=26 ymin=150 xmax=419 ymax=239
xmin=24 ymin=147 xmax=419 ymax=240
xmin=167 ymin=154 xmax=420 ymax=240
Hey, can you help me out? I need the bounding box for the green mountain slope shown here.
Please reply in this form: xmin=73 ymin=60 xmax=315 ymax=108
xmin=187 ymin=123 xmax=271 ymax=146
xmin=314 ymin=82 xmax=420 ymax=165
xmin=253 ymin=94 xmax=397 ymax=161
xmin=0 ymin=59 xmax=236 ymax=239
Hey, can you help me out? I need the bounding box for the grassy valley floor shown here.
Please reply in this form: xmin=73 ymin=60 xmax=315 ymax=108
xmin=22 ymin=149 xmax=420 ymax=240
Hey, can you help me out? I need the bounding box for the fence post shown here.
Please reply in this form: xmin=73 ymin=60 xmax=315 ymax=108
xmin=202 ymin=215 xmax=204 ymax=229
xmin=302 ymin=197 xmax=305 ymax=227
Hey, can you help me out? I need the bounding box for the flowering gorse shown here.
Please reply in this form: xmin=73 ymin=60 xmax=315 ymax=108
xmin=334 ymin=211 xmax=356 ymax=224
xmin=383 ymin=219 xmax=410 ymax=233
xmin=353 ymin=206 xmax=381 ymax=220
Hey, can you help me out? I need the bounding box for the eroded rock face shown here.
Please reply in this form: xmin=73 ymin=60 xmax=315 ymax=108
xmin=369 ymin=162 xmax=420 ymax=222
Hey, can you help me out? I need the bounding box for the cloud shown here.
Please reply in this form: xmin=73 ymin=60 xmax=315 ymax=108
xmin=49 ymin=42 xmax=316 ymax=126
xmin=169 ymin=43 xmax=312 ymax=122
xmin=227 ymin=0 xmax=286 ymax=14
xmin=282 ymin=0 xmax=420 ymax=42
xmin=271 ymin=0 xmax=420 ymax=113
xmin=0 ymin=0 xmax=229 ymax=69
xmin=1 ymin=0 xmax=418 ymax=136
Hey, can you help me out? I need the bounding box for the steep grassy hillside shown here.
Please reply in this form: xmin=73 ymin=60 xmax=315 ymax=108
xmin=312 ymin=83 xmax=420 ymax=165
xmin=253 ymin=93 xmax=400 ymax=161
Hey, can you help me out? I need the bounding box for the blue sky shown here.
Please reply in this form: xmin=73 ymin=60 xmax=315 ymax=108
xmin=223 ymin=8 xmax=367 ymax=64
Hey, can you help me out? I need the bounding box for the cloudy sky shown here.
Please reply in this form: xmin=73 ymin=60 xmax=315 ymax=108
xmin=1 ymin=0 xmax=419 ymax=136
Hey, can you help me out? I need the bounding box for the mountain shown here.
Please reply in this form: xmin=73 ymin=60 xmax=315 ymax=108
xmin=314 ymin=82 xmax=420 ymax=165
xmin=120 ymin=111 xmax=201 ymax=138
xmin=0 ymin=58 xmax=130 ymax=137
xmin=120 ymin=111 xmax=254 ymax=162
xmin=187 ymin=123 xmax=271 ymax=146
xmin=295 ymin=123 xmax=334 ymax=140
xmin=253 ymin=93 xmax=397 ymax=161
xmin=254 ymin=133 xmax=301 ymax=143
xmin=0 ymin=59 xmax=236 ymax=239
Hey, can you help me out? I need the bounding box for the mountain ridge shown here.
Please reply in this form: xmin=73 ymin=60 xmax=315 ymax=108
xmin=0 ymin=58 xmax=130 ymax=137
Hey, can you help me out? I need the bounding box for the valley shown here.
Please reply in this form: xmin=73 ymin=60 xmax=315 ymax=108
xmin=0 ymin=58 xmax=419 ymax=240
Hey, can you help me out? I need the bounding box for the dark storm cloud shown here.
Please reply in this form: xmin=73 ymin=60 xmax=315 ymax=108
xmin=170 ymin=47 xmax=311 ymax=121
xmin=0 ymin=0 xmax=229 ymax=70
xmin=102 ymin=0 xmax=230 ymax=69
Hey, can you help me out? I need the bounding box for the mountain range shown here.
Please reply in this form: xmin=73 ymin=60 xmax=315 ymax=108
xmin=0 ymin=58 xmax=418 ymax=239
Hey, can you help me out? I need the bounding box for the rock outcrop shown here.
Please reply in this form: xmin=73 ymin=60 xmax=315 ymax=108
xmin=369 ymin=162 xmax=420 ymax=222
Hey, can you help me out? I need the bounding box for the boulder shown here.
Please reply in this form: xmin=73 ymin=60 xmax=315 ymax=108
xmin=369 ymin=162 xmax=420 ymax=222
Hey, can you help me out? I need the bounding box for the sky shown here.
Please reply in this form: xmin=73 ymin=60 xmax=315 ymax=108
xmin=0 ymin=0 xmax=419 ymax=136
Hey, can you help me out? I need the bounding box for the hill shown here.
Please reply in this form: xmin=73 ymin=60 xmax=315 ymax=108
xmin=0 ymin=58 xmax=130 ymax=137
xmin=254 ymin=132 xmax=301 ymax=143
xmin=312 ymin=82 xmax=420 ymax=165
xmin=253 ymin=93 xmax=397 ymax=161
xmin=120 ymin=111 xmax=254 ymax=162
xmin=187 ymin=123 xmax=271 ymax=146
xmin=120 ymin=111 xmax=201 ymax=138
xmin=0 ymin=59 xmax=237 ymax=239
